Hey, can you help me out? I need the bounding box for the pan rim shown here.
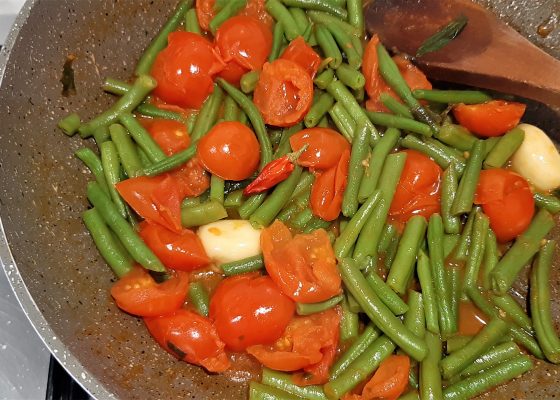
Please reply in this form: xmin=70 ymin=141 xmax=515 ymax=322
xmin=0 ymin=1 xmax=112 ymax=399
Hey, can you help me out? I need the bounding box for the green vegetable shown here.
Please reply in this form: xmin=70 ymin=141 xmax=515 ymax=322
xmin=416 ymin=15 xmax=468 ymax=58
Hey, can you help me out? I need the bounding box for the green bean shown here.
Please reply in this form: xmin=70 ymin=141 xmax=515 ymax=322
xmin=441 ymin=164 xmax=461 ymax=234
xmin=186 ymin=112 xmax=197 ymax=133
xmin=224 ymin=189 xmax=244 ymax=208
xmin=185 ymin=8 xmax=201 ymax=34
xmin=181 ymin=201 xmax=228 ymax=227
xmin=135 ymin=103 xmax=186 ymax=123
xmin=282 ymin=0 xmax=347 ymax=19
xmin=339 ymin=295 xmax=359 ymax=342
xmin=481 ymin=230 xmax=499 ymax=290
xmin=435 ymin=123 xmax=477 ymax=152
xmin=119 ymin=113 xmax=166 ymax=163
xmin=182 ymin=196 xmax=201 ymax=209
xmin=428 ymin=214 xmax=455 ymax=335
xmin=377 ymin=223 xmax=397 ymax=254
xmin=289 ymin=7 xmax=310 ymax=33
xmin=384 ymin=233 xmax=400 ymax=271
xmin=534 ymin=192 xmax=560 ymax=214
xmin=80 ymin=75 xmax=157 ymax=138
xmin=188 ymin=282 xmax=210 ymax=317
xmin=191 ymin=85 xmax=225 ymax=142
xmin=329 ymin=101 xmax=356 ymax=142
xmin=143 ymin=144 xmax=197 ymax=177
xmin=87 ymin=182 xmax=165 ymax=272
xmin=290 ymin=171 xmax=314 ymax=201
xmin=269 ymin=22 xmax=286 ymax=62
xmin=451 ymin=140 xmax=484 ymax=215
xmin=443 ymin=355 xmax=532 ymax=400
xmin=221 ymin=254 xmax=264 ymax=276
xmin=303 ymin=216 xmax=330 ymax=232
xmin=135 ymin=1 xmax=193 ymax=74
xmin=443 ymin=234 xmax=460 ymax=259
xmin=331 ymin=324 xmax=379 ymax=379
xmin=222 ymin=96 xmax=239 ymax=122
xmin=417 ymin=250 xmax=440 ymax=334
xmin=108 ymin=124 xmax=143 ymax=178
xmin=134 ymin=148 xmax=150 ymax=173
xmin=352 ymin=86 xmax=365 ymax=103
xmin=75 ymin=148 xmax=110 ymax=195
xmin=377 ymin=44 xmax=438 ymax=133
xmin=386 ymin=216 xmax=427 ymax=295
xmin=452 ymin=208 xmax=476 ymax=262
xmin=83 ymin=208 xmax=133 ymax=278
xmin=261 ymin=369 xmax=327 ymax=400
xmin=339 ymin=258 xmax=428 ymax=361
xmin=491 ymin=209 xmax=555 ymax=295
xmin=296 ymin=294 xmax=343 ymax=315
xmin=324 ymin=336 xmax=396 ymax=399
xmin=314 ymin=68 xmax=335 ymax=90
xmin=266 ymin=0 xmax=302 ymax=41
xmin=463 ymin=211 xmax=489 ymax=292
xmin=366 ymin=272 xmax=409 ymax=315
xmin=305 ymin=92 xmax=334 ymax=127
xmin=326 ymin=24 xmax=361 ymax=69
xmin=335 ymin=191 xmax=381 ymax=258
xmin=400 ymin=135 xmax=465 ymax=173
xmin=275 ymin=122 xmax=303 ymax=158
xmin=103 ymin=78 xmax=130 ymax=96
xmin=240 ymin=70 xmax=260 ymax=94
xmin=420 ymin=331 xmax=443 ymax=400
xmin=58 ymin=112 xmax=81 ymax=136
xmin=483 ymin=127 xmax=524 ymax=169
xmin=458 ymin=342 xmax=521 ymax=378
xmin=400 ymin=392 xmax=421 ymax=400
xmin=249 ymin=382 xmax=295 ymax=400
xmin=403 ymin=291 xmax=425 ymax=340
xmin=93 ymin=126 xmax=111 ymax=146
xmin=307 ymin=11 xmax=359 ymax=36
xmin=483 ymin=137 xmax=500 ymax=157
xmin=335 ymin=63 xmax=365 ymax=89
xmin=210 ymin=175 xmax=225 ymax=204
xmin=358 ymin=128 xmax=400 ymax=202
xmin=448 ymin=266 xmax=461 ymax=332
xmin=343 ymin=121 xmax=371 ymax=217
xmin=490 ymin=294 xmax=532 ymax=333
xmin=366 ymin=111 xmax=432 ymax=136
xmin=315 ymin=24 xmax=343 ymax=69
xmin=446 ymin=336 xmax=473 ymax=354
xmin=100 ymin=141 xmax=127 ymax=218
xmin=290 ymin=208 xmax=314 ymax=230
xmin=354 ymin=152 xmax=407 ymax=262
xmin=380 ymin=93 xmax=413 ymax=118
xmin=530 ymin=240 xmax=560 ymax=363
xmin=412 ymin=89 xmax=491 ymax=104
xmin=440 ymin=318 xmax=509 ymax=379
xmin=209 ymin=0 xmax=247 ymax=32
xmin=347 ymin=0 xmax=364 ymax=34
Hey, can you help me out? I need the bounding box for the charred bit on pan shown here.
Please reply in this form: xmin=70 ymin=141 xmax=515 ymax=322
xmin=61 ymin=54 xmax=77 ymax=97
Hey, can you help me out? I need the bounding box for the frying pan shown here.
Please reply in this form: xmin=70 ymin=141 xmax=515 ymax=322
xmin=0 ymin=1 xmax=559 ymax=399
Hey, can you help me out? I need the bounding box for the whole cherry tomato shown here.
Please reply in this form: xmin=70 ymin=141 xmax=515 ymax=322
xmin=289 ymin=128 xmax=350 ymax=169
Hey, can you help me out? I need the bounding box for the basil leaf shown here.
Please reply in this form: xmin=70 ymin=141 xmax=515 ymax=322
xmin=416 ymin=15 xmax=468 ymax=58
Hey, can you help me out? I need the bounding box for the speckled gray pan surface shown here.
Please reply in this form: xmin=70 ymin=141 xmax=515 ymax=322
xmin=0 ymin=0 xmax=559 ymax=399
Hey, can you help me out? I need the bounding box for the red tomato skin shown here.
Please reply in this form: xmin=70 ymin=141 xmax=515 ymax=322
xmin=289 ymin=128 xmax=351 ymax=169
xmin=111 ymin=266 xmax=189 ymax=317
xmin=151 ymin=32 xmax=224 ymax=109
xmin=280 ymin=36 xmax=322 ymax=79
xmin=453 ymin=100 xmax=526 ymax=137
xmin=389 ymin=150 xmax=442 ymax=225
xmin=196 ymin=0 xmax=216 ymax=32
xmin=197 ymin=0 xmax=273 ymax=32
xmin=197 ymin=121 xmax=261 ymax=181
xmin=144 ymin=119 xmax=190 ymax=156
xmin=144 ymin=309 xmax=230 ymax=372
xmin=310 ymin=149 xmax=350 ymax=221
xmin=209 ymin=274 xmax=295 ymax=352
xmin=170 ymin=158 xmax=211 ymax=198
xmin=253 ymin=59 xmax=314 ymax=127
xmin=474 ymin=169 xmax=535 ymax=242
xmin=139 ymin=222 xmax=210 ymax=271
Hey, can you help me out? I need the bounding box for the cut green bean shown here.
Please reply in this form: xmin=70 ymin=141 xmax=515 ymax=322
xmin=335 ymin=63 xmax=365 ymax=89
xmin=441 ymin=164 xmax=461 ymax=234
xmin=448 ymin=266 xmax=461 ymax=332
xmin=452 ymin=208 xmax=476 ymax=262
xmin=534 ymin=192 xmax=560 ymax=214
xmin=83 ymin=208 xmax=133 ymax=278
xmin=329 ymin=101 xmax=356 ymax=142
xmin=380 ymin=93 xmax=413 ymax=118
xmin=223 ymin=95 xmax=240 ymax=122
xmin=314 ymin=68 xmax=335 ymax=90
xmin=443 ymin=234 xmax=460 ymax=259
xmin=210 ymin=175 xmax=225 ymax=204
xmin=451 ymin=140 xmax=484 ymax=215
xmin=491 ymin=294 xmax=532 ymax=333
xmin=103 ymin=78 xmax=131 ymax=96
xmin=330 ymin=324 xmax=380 ymax=379
xmin=282 ymin=0 xmax=347 ymax=19
xmin=289 ymin=7 xmax=310 ymax=34
xmin=136 ymin=103 xmax=186 ymax=123
xmin=412 ymin=89 xmax=491 ymax=104
xmin=458 ymin=341 xmax=521 ymax=378
xmin=420 ymin=331 xmax=443 ymax=400
xmin=185 ymin=8 xmax=201 ymax=34
xmin=209 ymin=0 xmax=247 ymax=33
xmin=343 ymin=121 xmax=371 ymax=217
xmin=307 ymin=10 xmax=360 ymax=36
xmin=109 ymin=124 xmax=144 ymax=178
xmin=58 ymin=112 xmax=81 ymax=136
xmin=366 ymin=111 xmax=432 ymax=136
xmin=119 ymin=113 xmax=166 ymax=163
xmin=261 ymin=369 xmax=327 ymax=400
xmin=275 ymin=122 xmax=303 ymax=158
xmin=315 ymin=24 xmax=343 ymax=69
xmin=188 ymin=282 xmax=210 ymax=317
xmin=347 ymin=0 xmax=364 ymax=34
xmin=100 ymin=141 xmax=127 ymax=219
xmin=296 ymin=294 xmax=343 ymax=315
xmin=326 ymin=24 xmax=361 ymax=69
xmin=142 ymin=143 xmax=197 ymax=177
xmin=417 ymin=250 xmax=440 ymax=334
xmin=249 ymin=382 xmax=296 ymax=400
xmin=378 ymin=223 xmax=397 ymax=254
xmin=266 ymin=0 xmax=302 ymax=41
xmin=290 ymin=208 xmax=314 ymax=230
xmin=339 ymin=295 xmax=359 ymax=342
xmin=483 ymin=127 xmax=524 ymax=169
xmin=401 ymin=135 xmax=465 ymax=173
xmin=221 ymin=254 xmax=264 ymax=276
xmin=446 ymin=336 xmax=473 ymax=354
xmin=224 ymin=189 xmax=244 ymax=208
xmin=75 ymin=148 xmax=110 ymax=195
xmin=463 ymin=211 xmax=489 ymax=292
xmin=181 ymin=201 xmax=228 ymax=227
xmin=269 ymin=23 xmax=286 ymax=62
xmin=435 ymin=123 xmax=477 ymax=152
xmin=190 ymin=85 xmax=225 ymax=142
xmin=240 ymin=70 xmax=260 ymax=94
xmin=366 ymin=272 xmax=409 ymax=315
xmin=481 ymin=230 xmax=499 ymax=290
xmin=305 ymin=92 xmax=334 ymax=127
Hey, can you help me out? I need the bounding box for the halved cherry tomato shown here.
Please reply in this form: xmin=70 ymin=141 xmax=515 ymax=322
xmin=342 ymin=355 xmax=410 ymax=400
xmin=453 ymin=100 xmax=526 ymax=137
xmin=280 ymin=37 xmax=322 ymax=79
xmin=289 ymin=128 xmax=351 ymax=169
xmin=139 ymin=221 xmax=210 ymax=271
xmin=246 ymin=308 xmax=340 ymax=375
xmin=144 ymin=309 xmax=230 ymax=372
xmin=196 ymin=0 xmax=273 ymax=32
xmin=363 ymin=35 xmax=431 ymax=112
xmin=261 ymin=220 xmax=341 ymax=303
xmin=310 ymin=149 xmax=350 ymax=221
xmin=111 ymin=266 xmax=189 ymax=317
xmin=474 ymin=168 xmax=534 ymax=242
xmin=143 ymin=119 xmax=190 ymax=156
xmin=253 ymin=59 xmax=314 ymax=127
xmin=215 ymin=16 xmax=273 ymax=84
xmin=197 ymin=121 xmax=261 ymax=181
xmin=209 ymin=273 xmax=295 ymax=352
xmin=171 ymin=158 xmax=211 ymax=198
xmin=389 ymin=150 xmax=442 ymax=226
xmin=151 ymin=32 xmax=224 ymax=109
xmin=117 ymin=175 xmax=182 ymax=232
xmin=195 ymin=0 xmax=216 ymax=32
xmin=241 ymin=0 xmax=274 ymax=29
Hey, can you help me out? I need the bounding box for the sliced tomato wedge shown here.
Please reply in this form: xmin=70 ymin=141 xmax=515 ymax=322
xmin=453 ymin=100 xmax=526 ymax=137
xmin=310 ymin=149 xmax=350 ymax=221
xmin=170 ymin=158 xmax=211 ymax=199
xmin=289 ymin=128 xmax=350 ymax=169
xmin=280 ymin=36 xmax=322 ymax=79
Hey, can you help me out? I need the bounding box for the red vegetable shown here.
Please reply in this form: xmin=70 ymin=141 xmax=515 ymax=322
xmin=310 ymin=149 xmax=350 ymax=221
xmin=453 ymin=100 xmax=526 ymax=137
xmin=280 ymin=36 xmax=322 ymax=79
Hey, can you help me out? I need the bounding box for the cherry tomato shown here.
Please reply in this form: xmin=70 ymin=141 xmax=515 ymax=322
xmin=209 ymin=273 xmax=295 ymax=352
xmin=195 ymin=0 xmax=216 ymax=32
xmin=196 ymin=0 xmax=273 ymax=32
xmin=310 ymin=149 xmax=350 ymax=221
xmin=116 ymin=175 xmax=183 ymax=232
xmin=363 ymin=35 xmax=431 ymax=112
xmin=246 ymin=308 xmax=340 ymax=374
xmin=474 ymin=169 xmax=534 ymax=243
xmin=111 ymin=266 xmax=189 ymax=317
xmin=144 ymin=309 xmax=230 ymax=372
xmin=139 ymin=221 xmax=210 ymax=271
xmin=197 ymin=121 xmax=261 ymax=181
xmin=261 ymin=220 xmax=341 ymax=303
xmin=215 ymin=16 xmax=273 ymax=84
xmin=143 ymin=119 xmax=190 ymax=156
xmin=253 ymin=59 xmax=314 ymax=127
xmin=151 ymin=31 xmax=224 ymax=109
xmin=240 ymin=0 xmax=274 ymax=29
xmin=280 ymin=36 xmax=322 ymax=79
xmin=170 ymin=158 xmax=211 ymax=198
xmin=389 ymin=150 xmax=442 ymax=226
xmin=289 ymin=127 xmax=350 ymax=169
xmin=453 ymin=100 xmax=526 ymax=137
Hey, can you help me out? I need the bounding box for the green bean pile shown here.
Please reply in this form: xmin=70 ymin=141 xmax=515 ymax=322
xmin=57 ymin=0 xmax=560 ymax=399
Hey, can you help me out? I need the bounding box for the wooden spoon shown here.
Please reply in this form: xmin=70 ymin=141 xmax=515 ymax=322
xmin=364 ymin=0 xmax=560 ymax=106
